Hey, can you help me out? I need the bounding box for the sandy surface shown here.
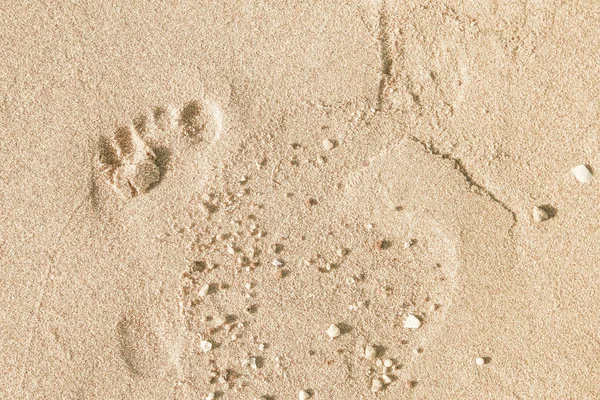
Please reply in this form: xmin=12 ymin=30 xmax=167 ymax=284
xmin=2 ymin=1 xmax=600 ymax=399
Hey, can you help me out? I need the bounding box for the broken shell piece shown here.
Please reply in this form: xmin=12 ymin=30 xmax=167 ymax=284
xmin=364 ymin=344 xmax=377 ymax=360
xmin=532 ymin=206 xmax=550 ymax=222
xmin=323 ymin=139 xmax=335 ymax=151
xmin=381 ymin=375 xmax=392 ymax=384
xmin=298 ymin=390 xmax=311 ymax=400
xmin=571 ymin=165 xmax=593 ymax=183
xmin=371 ymin=378 xmax=384 ymax=393
xmin=326 ymin=324 xmax=341 ymax=338
xmin=403 ymin=314 xmax=421 ymax=329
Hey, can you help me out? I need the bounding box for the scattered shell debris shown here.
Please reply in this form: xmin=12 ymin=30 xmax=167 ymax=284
xmin=571 ymin=164 xmax=593 ymax=183
xmin=404 ymin=314 xmax=422 ymax=329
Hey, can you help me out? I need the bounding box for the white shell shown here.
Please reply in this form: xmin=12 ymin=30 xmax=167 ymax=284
xmin=200 ymin=340 xmax=212 ymax=352
xmin=571 ymin=165 xmax=593 ymax=183
xmin=403 ymin=314 xmax=422 ymax=329
xmin=326 ymin=324 xmax=341 ymax=338
xmin=475 ymin=357 xmax=485 ymax=366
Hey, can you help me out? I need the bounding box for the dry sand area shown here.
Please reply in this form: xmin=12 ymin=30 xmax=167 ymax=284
xmin=3 ymin=1 xmax=600 ymax=399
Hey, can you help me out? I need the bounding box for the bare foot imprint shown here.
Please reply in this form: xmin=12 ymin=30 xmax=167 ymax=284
xmin=97 ymin=98 xmax=222 ymax=199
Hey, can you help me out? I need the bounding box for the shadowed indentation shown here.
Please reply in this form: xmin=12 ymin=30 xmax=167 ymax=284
xmin=178 ymin=100 xmax=206 ymax=137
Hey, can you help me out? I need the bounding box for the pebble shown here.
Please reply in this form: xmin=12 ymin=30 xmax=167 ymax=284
xmin=299 ymin=390 xmax=311 ymax=400
xmin=205 ymin=393 xmax=215 ymax=400
xmin=371 ymin=378 xmax=384 ymax=393
xmin=250 ymin=357 xmax=258 ymax=369
xmin=571 ymin=164 xmax=593 ymax=183
xmin=200 ymin=340 xmax=213 ymax=352
xmin=475 ymin=357 xmax=485 ymax=366
xmin=403 ymin=314 xmax=422 ymax=329
xmin=383 ymin=359 xmax=393 ymax=367
xmin=326 ymin=324 xmax=341 ymax=339
xmin=403 ymin=239 xmax=414 ymax=249
xmin=532 ymin=206 xmax=550 ymax=222
xmin=273 ymin=269 xmax=284 ymax=280
xmin=381 ymin=374 xmax=392 ymax=384
xmin=323 ymin=139 xmax=335 ymax=150
xmin=364 ymin=344 xmax=377 ymax=360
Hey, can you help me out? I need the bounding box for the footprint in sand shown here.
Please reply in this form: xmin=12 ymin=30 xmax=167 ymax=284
xmin=344 ymin=139 xmax=515 ymax=393
xmin=96 ymin=98 xmax=223 ymax=199
xmin=115 ymin=309 xmax=178 ymax=379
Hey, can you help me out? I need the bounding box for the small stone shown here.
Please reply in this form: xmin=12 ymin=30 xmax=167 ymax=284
xmin=405 ymin=380 xmax=415 ymax=389
xmin=258 ymin=343 xmax=266 ymax=351
xmin=364 ymin=344 xmax=377 ymax=360
xmin=273 ymin=269 xmax=285 ymax=280
xmin=374 ymin=240 xmax=390 ymax=250
xmin=375 ymin=359 xmax=382 ymax=367
xmin=336 ymin=248 xmax=347 ymax=257
xmin=571 ymin=164 xmax=593 ymax=183
xmin=323 ymin=139 xmax=335 ymax=150
xmin=383 ymin=359 xmax=393 ymax=367
xmin=403 ymin=314 xmax=421 ymax=329
xmin=475 ymin=357 xmax=485 ymax=366
xmin=227 ymin=244 xmax=236 ymax=254
xmin=371 ymin=378 xmax=384 ymax=393
xmin=299 ymin=390 xmax=311 ymax=400
xmin=326 ymin=324 xmax=341 ymax=339
xmin=532 ymin=206 xmax=550 ymax=222
xmin=381 ymin=374 xmax=392 ymax=384
xmin=205 ymin=393 xmax=215 ymax=400
xmin=403 ymin=239 xmax=414 ymax=249
xmin=200 ymin=340 xmax=212 ymax=352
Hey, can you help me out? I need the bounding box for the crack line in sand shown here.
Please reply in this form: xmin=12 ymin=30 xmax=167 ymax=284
xmin=376 ymin=1 xmax=393 ymax=110
xmin=409 ymin=137 xmax=518 ymax=226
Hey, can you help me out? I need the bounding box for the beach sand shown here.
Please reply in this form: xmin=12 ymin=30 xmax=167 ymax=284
xmin=2 ymin=1 xmax=600 ymax=398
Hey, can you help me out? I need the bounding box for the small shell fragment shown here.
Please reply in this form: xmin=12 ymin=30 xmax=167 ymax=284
xmin=381 ymin=374 xmax=392 ymax=384
xmin=364 ymin=344 xmax=377 ymax=360
xmin=475 ymin=357 xmax=485 ymax=366
xmin=299 ymin=390 xmax=311 ymax=400
xmin=403 ymin=314 xmax=421 ymax=329
xmin=323 ymin=139 xmax=335 ymax=151
xmin=532 ymin=206 xmax=550 ymax=222
xmin=371 ymin=378 xmax=384 ymax=393
xmin=571 ymin=165 xmax=593 ymax=183
xmin=326 ymin=324 xmax=341 ymax=338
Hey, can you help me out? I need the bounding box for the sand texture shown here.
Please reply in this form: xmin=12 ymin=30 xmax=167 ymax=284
xmin=2 ymin=1 xmax=600 ymax=399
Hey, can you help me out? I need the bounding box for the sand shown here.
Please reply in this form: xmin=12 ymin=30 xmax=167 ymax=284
xmin=2 ymin=1 xmax=600 ymax=398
